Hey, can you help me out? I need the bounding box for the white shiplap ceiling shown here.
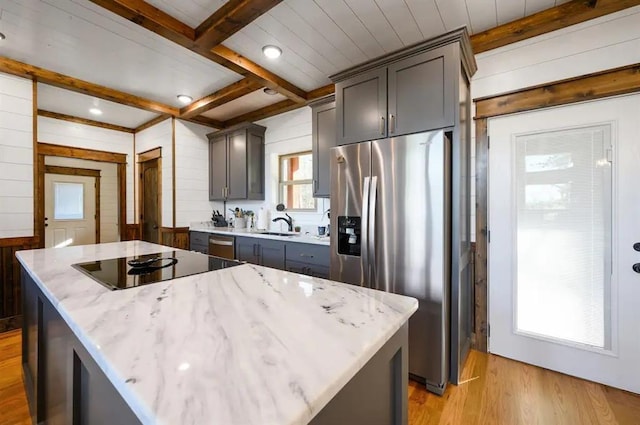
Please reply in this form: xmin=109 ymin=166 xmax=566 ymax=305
xmin=37 ymin=83 xmax=160 ymax=128
xmin=0 ymin=0 xmax=241 ymax=107
xmin=0 ymin=0 xmax=573 ymax=126
xmin=223 ymin=0 xmax=573 ymax=90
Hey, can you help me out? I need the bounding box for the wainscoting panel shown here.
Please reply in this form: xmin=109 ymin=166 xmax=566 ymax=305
xmin=0 ymin=236 xmax=37 ymax=332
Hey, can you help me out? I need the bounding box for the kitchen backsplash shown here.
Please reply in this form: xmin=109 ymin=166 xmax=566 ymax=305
xmin=206 ymin=198 xmax=331 ymax=236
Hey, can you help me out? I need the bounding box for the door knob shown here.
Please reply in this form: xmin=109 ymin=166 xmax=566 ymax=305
xmin=633 ymin=263 xmax=640 ymax=274
xmin=153 ymin=225 xmax=159 ymax=229
xmin=634 ymin=243 xmax=640 ymax=252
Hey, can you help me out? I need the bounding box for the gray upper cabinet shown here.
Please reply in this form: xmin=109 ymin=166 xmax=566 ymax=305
xmin=209 ymin=134 xmax=227 ymax=200
xmin=331 ymin=29 xmax=474 ymax=145
xmin=208 ymin=123 xmax=266 ymax=201
xmin=388 ymin=45 xmax=455 ymax=136
xmin=311 ymin=96 xmax=336 ymax=198
xmin=335 ymin=67 xmax=387 ymax=145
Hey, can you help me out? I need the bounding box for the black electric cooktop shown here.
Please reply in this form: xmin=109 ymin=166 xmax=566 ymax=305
xmin=72 ymin=251 xmax=242 ymax=290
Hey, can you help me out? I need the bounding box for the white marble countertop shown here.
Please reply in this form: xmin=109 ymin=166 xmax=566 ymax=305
xmin=190 ymin=225 xmax=331 ymax=246
xmin=16 ymin=241 xmax=417 ymax=425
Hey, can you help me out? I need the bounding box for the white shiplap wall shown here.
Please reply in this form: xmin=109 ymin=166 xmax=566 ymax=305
xmin=469 ymin=5 xmax=640 ymax=240
xmin=0 ymin=74 xmax=33 ymax=238
xmin=174 ymin=120 xmax=217 ymax=227
xmin=224 ymin=107 xmax=331 ymax=234
xmin=135 ymin=118 xmax=174 ymax=227
xmin=38 ymin=116 xmax=135 ymax=225
xmin=44 ymin=156 xmax=119 ymax=243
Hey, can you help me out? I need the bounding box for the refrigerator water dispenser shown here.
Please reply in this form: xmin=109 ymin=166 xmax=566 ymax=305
xmin=337 ymin=216 xmax=361 ymax=256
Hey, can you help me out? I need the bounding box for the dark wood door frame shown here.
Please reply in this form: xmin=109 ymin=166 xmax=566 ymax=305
xmin=36 ymin=143 xmax=127 ymax=248
xmin=473 ymin=62 xmax=640 ymax=352
xmin=137 ymin=147 xmax=162 ymax=244
xmin=43 ymin=165 xmax=101 ymax=244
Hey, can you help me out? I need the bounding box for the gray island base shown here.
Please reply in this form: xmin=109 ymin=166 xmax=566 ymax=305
xmin=17 ymin=241 xmax=417 ymax=425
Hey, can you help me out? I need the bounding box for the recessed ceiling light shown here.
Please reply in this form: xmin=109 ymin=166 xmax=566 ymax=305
xmin=177 ymin=94 xmax=193 ymax=104
xmin=263 ymin=88 xmax=277 ymax=96
xmin=262 ymin=45 xmax=282 ymax=59
xmin=89 ymin=108 xmax=102 ymax=116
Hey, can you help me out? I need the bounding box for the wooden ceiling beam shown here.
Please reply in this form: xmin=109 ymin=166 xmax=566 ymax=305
xmin=88 ymin=0 xmax=306 ymax=103
xmin=195 ymin=0 xmax=282 ymax=48
xmin=0 ymin=56 xmax=178 ymax=115
xmin=38 ymin=110 xmax=135 ymax=133
xmin=209 ymin=46 xmax=306 ymax=102
xmin=134 ymin=114 xmax=170 ymax=133
xmin=221 ymin=83 xmax=335 ymax=127
xmin=180 ymin=78 xmax=262 ymax=118
xmin=470 ymin=0 xmax=640 ymax=54
xmin=181 ymin=115 xmax=225 ymax=129
xmin=306 ymin=84 xmax=335 ymax=101
xmin=223 ymin=99 xmax=298 ymax=127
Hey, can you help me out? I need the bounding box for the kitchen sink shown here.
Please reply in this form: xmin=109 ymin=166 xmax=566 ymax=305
xmin=258 ymin=231 xmax=298 ymax=237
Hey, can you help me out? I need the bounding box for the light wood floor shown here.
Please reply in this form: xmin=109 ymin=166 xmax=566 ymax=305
xmin=1 ymin=329 xmax=639 ymax=425
xmin=0 ymin=330 xmax=29 ymax=425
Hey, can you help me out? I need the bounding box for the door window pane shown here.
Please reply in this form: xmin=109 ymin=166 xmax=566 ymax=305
xmin=54 ymin=182 xmax=84 ymax=220
xmin=515 ymin=125 xmax=611 ymax=349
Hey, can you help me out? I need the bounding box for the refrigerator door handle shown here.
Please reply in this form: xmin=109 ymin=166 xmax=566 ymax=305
xmin=361 ymin=176 xmax=371 ymax=287
xmin=369 ymin=176 xmax=378 ymax=290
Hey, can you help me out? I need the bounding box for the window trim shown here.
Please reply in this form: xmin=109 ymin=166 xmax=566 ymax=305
xmin=278 ymin=150 xmax=316 ymax=212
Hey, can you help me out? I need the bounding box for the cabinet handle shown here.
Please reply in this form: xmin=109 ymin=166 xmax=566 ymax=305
xmin=300 ymin=253 xmax=314 ymax=258
xmin=390 ymin=114 xmax=396 ymax=133
xmin=379 ymin=116 xmax=385 ymax=135
xmin=221 ymin=187 xmax=225 ymax=198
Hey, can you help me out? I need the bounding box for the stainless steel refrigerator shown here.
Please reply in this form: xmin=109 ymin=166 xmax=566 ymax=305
xmin=329 ymin=130 xmax=471 ymax=395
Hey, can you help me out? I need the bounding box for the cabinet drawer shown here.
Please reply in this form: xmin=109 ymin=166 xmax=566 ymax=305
xmin=190 ymin=243 xmax=208 ymax=254
xmin=285 ymin=243 xmax=329 ymax=268
xmin=190 ymin=231 xmax=209 ymax=246
xmin=286 ymin=260 xmax=329 ymax=279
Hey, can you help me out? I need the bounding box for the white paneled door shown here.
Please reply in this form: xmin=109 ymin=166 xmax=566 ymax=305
xmin=488 ymin=94 xmax=640 ymax=393
xmin=44 ymin=174 xmax=96 ymax=248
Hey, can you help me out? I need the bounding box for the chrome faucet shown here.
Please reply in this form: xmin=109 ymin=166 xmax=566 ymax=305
xmin=272 ymin=213 xmax=293 ymax=232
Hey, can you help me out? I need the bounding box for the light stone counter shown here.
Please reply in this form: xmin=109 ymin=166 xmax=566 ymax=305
xmin=16 ymin=241 xmax=417 ymax=425
xmin=189 ymin=225 xmax=331 ymax=246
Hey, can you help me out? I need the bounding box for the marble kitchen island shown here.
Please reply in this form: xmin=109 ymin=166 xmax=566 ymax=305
xmin=16 ymin=241 xmax=417 ymax=425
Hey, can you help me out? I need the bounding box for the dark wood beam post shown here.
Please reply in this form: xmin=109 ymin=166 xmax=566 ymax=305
xmin=194 ymin=0 xmax=282 ymax=48
xmin=180 ymin=79 xmax=262 ymax=118
xmin=470 ymin=0 xmax=640 ymax=54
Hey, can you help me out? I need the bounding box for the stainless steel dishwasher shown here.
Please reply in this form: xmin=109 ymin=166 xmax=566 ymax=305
xmin=208 ymin=235 xmax=235 ymax=259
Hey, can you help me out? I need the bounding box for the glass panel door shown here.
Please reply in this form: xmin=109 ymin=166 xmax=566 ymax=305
xmin=514 ymin=125 xmax=612 ymax=349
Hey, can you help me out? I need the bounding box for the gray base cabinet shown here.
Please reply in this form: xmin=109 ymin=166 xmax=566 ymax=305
xmin=208 ymin=123 xmax=266 ymax=201
xmin=236 ymin=237 xmax=286 ymax=270
xmin=311 ymin=96 xmax=336 ymax=198
xmin=21 ymin=269 xmax=140 ymax=425
xmin=189 ymin=231 xmax=208 ymax=254
xmin=285 ymin=243 xmax=330 ymax=279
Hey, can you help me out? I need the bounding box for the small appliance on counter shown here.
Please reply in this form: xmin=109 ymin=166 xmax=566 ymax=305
xmin=211 ymin=210 xmax=228 ymax=227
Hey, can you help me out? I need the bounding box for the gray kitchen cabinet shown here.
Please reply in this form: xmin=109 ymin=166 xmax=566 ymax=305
xmin=189 ymin=231 xmax=208 ymax=254
xmin=209 ymin=134 xmax=227 ymax=201
xmin=387 ymin=45 xmax=455 ymax=136
xmin=236 ymin=237 xmax=285 ymax=270
xmin=285 ymin=243 xmax=330 ymax=279
xmin=208 ymin=123 xmax=266 ymax=201
xmin=22 ymin=269 xmax=141 ymax=425
xmin=311 ymin=96 xmax=336 ymax=198
xmin=332 ymin=31 xmax=469 ymax=144
xmin=235 ymin=236 xmax=258 ymax=264
xmin=335 ymin=67 xmax=387 ymax=145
